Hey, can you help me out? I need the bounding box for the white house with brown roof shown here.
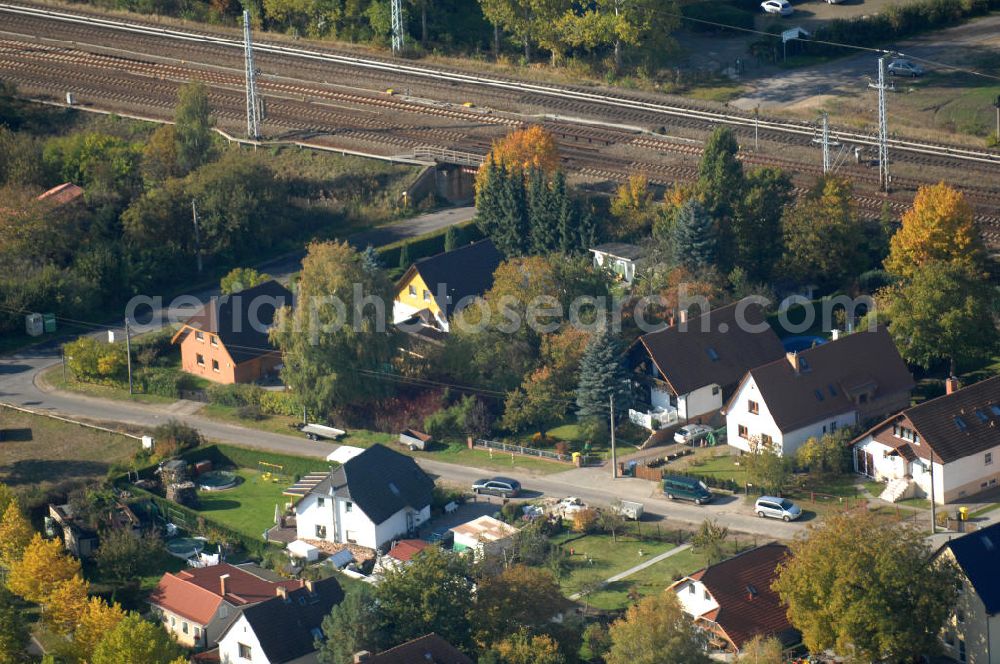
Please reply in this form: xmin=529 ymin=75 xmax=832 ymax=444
xmin=851 ymin=376 xmax=1000 ymax=504
xmin=627 ymin=300 xmax=786 ymax=429
xmin=724 ymin=327 xmax=914 ymax=457
xmin=669 ymin=543 xmax=798 ymax=654
xmin=148 ymin=563 xmax=304 ymax=650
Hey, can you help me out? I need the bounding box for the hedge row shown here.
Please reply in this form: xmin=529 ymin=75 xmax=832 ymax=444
xmin=375 ymin=221 xmax=483 ymax=268
xmin=204 ymin=384 xmax=302 ymax=417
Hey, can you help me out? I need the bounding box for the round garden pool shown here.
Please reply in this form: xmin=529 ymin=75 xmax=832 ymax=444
xmin=165 ymin=537 xmax=205 ymax=559
xmin=197 ymin=470 xmax=238 ymax=491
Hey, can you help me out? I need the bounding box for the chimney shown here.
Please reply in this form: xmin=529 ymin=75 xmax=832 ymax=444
xmin=786 ymin=351 xmax=800 ymax=374
xmin=276 ymin=586 xmax=287 ymax=599
xmin=219 ymin=573 xmax=230 ymax=597
xmin=946 ymin=376 xmax=960 ymax=395
xmin=353 ymin=652 xmax=372 ymax=663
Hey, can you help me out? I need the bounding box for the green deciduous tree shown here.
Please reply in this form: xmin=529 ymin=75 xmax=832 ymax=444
xmin=773 ymin=510 xmax=959 ymax=662
xmin=606 ymin=591 xmax=710 ymax=664
xmin=486 ymin=630 xmax=565 ymax=664
xmin=502 ymin=366 xmax=564 ymax=436
xmin=271 ymin=241 xmax=397 ymax=417
xmin=174 ymin=81 xmax=214 ymax=173
xmin=474 ymin=565 xmax=568 ymax=650
xmin=374 ymin=546 xmax=474 ymax=651
xmin=735 ymin=635 xmax=784 ymax=664
xmin=220 ymin=267 xmax=271 ymax=294
xmin=691 ymin=519 xmax=729 ymax=566
xmin=90 ymin=612 xmax=185 ymax=664
xmin=796 ymin=430 xmax=850 ymax=478
xmin=780 ymin=176 xmax=867 ymax=290
xmin=878 ymin=260 xmax=997 ymax=374
xmin=317 ymin=585 xmax=385 ymax=664
xmin=94 ymin=528 xmax=165 ymax=586
xmin=744 ymin=436 xmax=790 ymax=495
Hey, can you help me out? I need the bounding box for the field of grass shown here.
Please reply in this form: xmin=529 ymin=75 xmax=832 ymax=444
xmin=194 ymin=468 xmax=291 ymax=540
xmin=550 ymin=531 xmax=700 ymax=611
xmin=0 ymin=405 xmax=138 ymax=490
xmin=42 ymin=365 xmax=178 ymax=406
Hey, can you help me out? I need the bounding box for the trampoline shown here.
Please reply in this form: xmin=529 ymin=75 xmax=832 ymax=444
xmin=197 ymin=470 xmax=238 ymax=491
xmin=165 ymin=537 xmax=205 ymax=559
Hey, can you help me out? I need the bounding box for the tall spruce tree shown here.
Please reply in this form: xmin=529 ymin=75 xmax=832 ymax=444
xmin=495 ymin=165 xmax=530 ymax=256
xmin=556 ymin=172 xmax=578 ymax=254
xmin=576 ymin=327 xmax=631 ymax=421
xmin=444 ymin=225 xmax=461 ymax=252
xmin=528 ymin=166 xmax=559 ymax=253
xmin=577 ymin=209 xmax=598 ymax=252
xmin=697 ymin=127 xmax=744 ymax=271
xmin=361 ymin=244 xmax=382 ymax=274
xmin=398 ymin=243 xmax=411 ymax=270
xmin=475 ymin=156 xmax=504 ymax=239
xmin=673 ymin=199 xmax=718 ymax=271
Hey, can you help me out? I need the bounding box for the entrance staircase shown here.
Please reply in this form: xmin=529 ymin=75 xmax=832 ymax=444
xmin=880 ymin=477 xmax=915 ymax=503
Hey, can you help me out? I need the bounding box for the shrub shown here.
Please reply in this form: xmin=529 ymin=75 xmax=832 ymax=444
xmin=554 ymin=441 xmax=569 ymax=456
xmin=152 ymin=420 xmax=202 ymax=457
xmin=259 ymin=390 xmax=301 ymax=416
xmin=500 ymin=501 xmax=522 ymax=523
xmin=207 ymin=383 xmax=263 ymax=408
xmin=139 ymin=369 xmax=197 ymax=398
xmin=572 ymin=508 xmax=600 ymax=534
xmin=237 ymin=404 xmax=264 ymax=421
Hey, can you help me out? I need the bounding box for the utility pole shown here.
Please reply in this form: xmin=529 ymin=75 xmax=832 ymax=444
xmin=243 ymin=10 xmax=261 ymax=140
xmin=994 ymin=95 xmax=1000 ymax=141
xmin=875 ymin=55 xmax=890 ymax=191
xmin=821 ymin=112 xmax=831 ymax=174
xmin=754 ymin=106 xmax=760 ymax=151
xmin=609 ymin=394 xmax=617 ymax=479
xmin=124 ymin=317 xmax=133 ymax=395
xmin=191 ymin=199 xmax=202 ymax=274
xmin=61 ymin=348 xmax=67 ymax=383
xmin=390 ymin=0 xmax=404 ymax=55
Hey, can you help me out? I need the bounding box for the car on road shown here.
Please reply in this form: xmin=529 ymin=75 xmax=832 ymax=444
xmin=754 ymin=496 xmax=802 ymax=521
xmin=761 ymin=0 xmax=793 ymax=16
xmin=674 ymin=424 xmax=714 ymax=445
xmin=663 ymin=475 xmax=713 ymax=505
xmin=471 ymin=477 xmax=522 ymax=498
xmin=555 ymin=497 xmax=588 ymax=517
xmin=887 ymin=59 xmax=925 ymax=77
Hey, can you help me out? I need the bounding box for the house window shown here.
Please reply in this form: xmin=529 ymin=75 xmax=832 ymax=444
xmin=212 ymin=359 xmax=219 ymax=372
xmin=423 ymin=290 xmax=431 ymax=302
xmin=830 ymin=421 xmax=837 ymax=432
xmin=346 ymin=530 xmax=357 ymax=544
xmin=170 ymin=617 xmax=176 ymax=627
xmin=703 ymin=590 xmax=710 ymax=600
xmin=195 ymin=331 xmax=204 ymax=342
xmin=738 ymin=425 xmax=749 ymax=439
xmin=317 ymin=497 xmax=325 ymax=507
xmin=345 ymin=502 xmax=353 ymax=512
xmin=748 ymin=400 xmax=759 ymax=414
xmin=182 ymin=622 xmax=188 ymax=634
xmin=196 ymin=354 xmax=205 ymax=366
xmin=987 ymin=453 xmax=993 ymax=466
xmin=210 ymin=335 xmax=218 ymax=347
xmin=194 ymin=627 xmax=201 ymax=639
xmin=408 ymin=285 xmax=416 ymax=296
xmin=239 ymin=643 xmax=252 ymax=660
xmin=315 ymin=525 xmax=327 ymax=538
xmin=688 ymin=584 xmax=695 ymax=594
xmin=761 ymin=434 xmax=773 ymax=447
xmin=711 ymin=386 xmax=720 ymax=396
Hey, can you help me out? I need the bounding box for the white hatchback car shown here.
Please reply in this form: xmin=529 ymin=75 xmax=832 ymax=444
xmin=761 ymin=0 xmax=793 ymax=15
xmin=674 ymin=424 xmax=714 ymax=445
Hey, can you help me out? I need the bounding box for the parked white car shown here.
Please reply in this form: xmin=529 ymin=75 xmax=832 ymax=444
xmin=556 ymin=497 xmax=588 ymax=517
xmin=761 ymin=0 xmax=793 ymax=16
xmin=674 ymin=424 xmax=714 ymax=445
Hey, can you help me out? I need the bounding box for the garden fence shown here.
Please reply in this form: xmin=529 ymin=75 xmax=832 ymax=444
xmin=474 ymin=439 xmax=572 ymax=463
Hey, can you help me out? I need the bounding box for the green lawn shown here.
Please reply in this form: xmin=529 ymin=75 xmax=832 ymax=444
xmin=550 ymin=532 xmax=697 ymax=611
xmin=42 ymin=365 xmax=177 ymax=405
xmin=195 ymin=469 xmax=290 ymax=540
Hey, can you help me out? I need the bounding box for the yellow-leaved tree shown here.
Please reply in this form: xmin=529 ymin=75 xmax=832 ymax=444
xmin=42 ymin=575 xmax=91 ymax=635
xmin=0 ymin=500 xmax=33 ymax=570
xmin=6 ymin=533 xmax=81 ymax=603
xmin=884 ymin=182 xmax=984 ymax=281
xmin=70 ymin=597 xmax=127 ymax=661
xmin=475 ymin=125 xmax=559 ymax=193
xmin=606 ymin=591 xmax=711 ymax=664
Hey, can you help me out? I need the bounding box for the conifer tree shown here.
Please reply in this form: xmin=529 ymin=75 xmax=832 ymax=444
xmin=576 ymin=327 xmax=631 ymax=421
xmin=673 ymin=199 xmax=718 ymax=271
xmin=528 ymin=166 xmax=558 ymax=254
xmin=577 ymin=210 xmax=598 ymax=253
xmin=475 ymin=156 xmax=504 ymax=239
xmin=495 ymin=165 xmax=530 ymax=256
xmin=361 ymin=245 xmax=381 ymax=274
xmin=444 ymin=225 xmax=461 ymax=252
xmin=398 ymin=243 xmax=410 ymax=270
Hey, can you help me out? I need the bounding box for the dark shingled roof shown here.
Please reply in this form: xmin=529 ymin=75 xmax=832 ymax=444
xmin=735 ymin=326 xmax=914 ymax=433
xmin=937 ymin=522 xmax=1000 ymax=615
xmin=686 ymin=543 xmax=796 ymax=650
xmin=309 ymin=444 xmax=434 ymax=525
xmin=636 ymin=300 xmax=786 ymax=396
xmin=400 ymin=239 xmax=502 ymax=318
xmin=591 ymin=242 xmax=643 ymax=261
xmin=222 ymin=577 xmax=344 ymax=664
xmin=176 ymin=280 xmax=292 ymax=364
xmin=902 ymin=376 xmax=1000 ymax=464
xmin=367 ymin=634 xmax=473 ymax=664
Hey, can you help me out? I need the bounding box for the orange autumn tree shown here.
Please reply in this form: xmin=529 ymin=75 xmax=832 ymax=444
xmin=475 ymin=125 xmax=560 ymax=193
xmin=884 ymin=182 xmax=985 ymax=282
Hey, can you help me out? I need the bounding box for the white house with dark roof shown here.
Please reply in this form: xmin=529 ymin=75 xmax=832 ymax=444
xmin=590 ymin=243 xmax=644 ymax=284
xmin=293 ymin=444 xmax=434 ymax=551
xmin=851 ymin=375 xmax=1000 ymax=504
xmin=933 ymin=522 xmax=1000 ymax=664
xmin=724 ymin=327 xmax=914 ymax=457
xmin=626 ymin=300 xmax=786 ymax=428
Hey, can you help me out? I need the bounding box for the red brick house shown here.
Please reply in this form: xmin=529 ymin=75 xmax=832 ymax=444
xmin=171 ymin=280 xmax=291 ymax=385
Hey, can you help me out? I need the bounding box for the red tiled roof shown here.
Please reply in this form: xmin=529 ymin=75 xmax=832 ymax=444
xmin=387 ymin=539 xmax=430 ymax=562
xmin=36 ymin=182 xmax=84 ymax=206
xmin=149 ymin=564 xmax=303 ymax=625
xmin=368 ymin=634 xmax=472 ymax=664
xmin=689 ymin=543 xmax=793 ymax=650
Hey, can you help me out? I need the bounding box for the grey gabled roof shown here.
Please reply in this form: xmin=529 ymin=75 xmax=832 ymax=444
xmin=310 ymin=444 xmax=434 ymax=525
